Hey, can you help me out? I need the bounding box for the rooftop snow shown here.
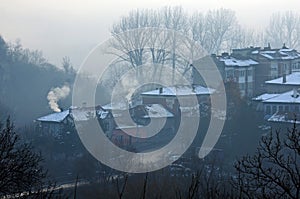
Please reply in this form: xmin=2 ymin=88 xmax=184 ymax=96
xmin=260 ymin=53 xmax=274 ymax=60
xmin=37 ymin=107 xmax=109 ymax=122
xmin=143 ymin=104 xmax=173 ymax=118
xmin=103 ymin=101 xmax=129 ymax=111
xmin=256 ymin=48 xmax=300 ymax=60
xmin=219 ymin=57 xmax=258 ymax=67
xmin=71 ymin=109 xmax=95 ymax=121
xmin=263 ymin=90 xmax=300 ymax=104
xmin=268 ymin=112 xmax=300 ymax=124
xmin=141 ymin=85 xmax=215 ymax=96
xmin=265 ymin=72 xmax=300 ymax=85
xmin=37 ymin=110 xmax=69 ymax=123
xmin=252 ymin=93 xmax=279 ymax=101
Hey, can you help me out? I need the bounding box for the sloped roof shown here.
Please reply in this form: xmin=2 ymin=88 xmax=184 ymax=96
xmin=218 ymin=57 xmax=258 ymax=67
xmin=252 ymin=93 xmax=279 ymax=101
xmin=265 ymin=72 xmax=300 ymax=85
xmin=252 ymin=48 xmax=300 ymax=60
xmin=263 ymin=90 xmax=300 ymax=104
xmin=37 ymin=110 xmax=69 ymax=123
xmin=102 ymin=101 xmax=129 ymax=111
xmin=37 ymin=106 xmax=109 ymax=122
xmin=141 ymin=85 xmax=215 ymax=97
xmin=71 ymin=109 xmax=94 ymax=121
xmin=143 ymin=104 xmax=173 ymax=118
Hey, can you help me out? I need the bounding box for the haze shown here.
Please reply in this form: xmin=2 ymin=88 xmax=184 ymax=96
xmin=1 ymin=0 xmax=300 ymax=67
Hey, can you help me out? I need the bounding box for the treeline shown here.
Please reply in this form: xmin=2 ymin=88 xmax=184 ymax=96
xmin=112 ymin=7 xmax=300 ymax=54
xmin=0 ymin=36 xmax=75 ymax=125
xmin=102 ymin=7 xmax=300 ymax=92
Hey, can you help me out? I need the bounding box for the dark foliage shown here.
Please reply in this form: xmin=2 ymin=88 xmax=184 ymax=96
xmin=233 ymin=122 xmax=300 ymax=199
xmin=0 ymin=117 xmax=66 ymax=198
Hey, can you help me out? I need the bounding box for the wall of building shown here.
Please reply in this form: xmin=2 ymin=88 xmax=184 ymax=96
xmin=264 ymin=102 xmax=300 ymax=117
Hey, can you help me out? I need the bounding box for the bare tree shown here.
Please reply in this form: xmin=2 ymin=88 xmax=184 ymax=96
xmin=115 ymin=173 xmax=128 ymax=199
xmin=190 ymin=9 xmax=236 ymax=54
xmin=62 ymin=56 xmax=75 ymax=74
xmin=206 ymin=8 xmax=237 ymax=54
xmin=266 ymin=11 xmax=300 ymax=49
xmin=233 ymin=122 xmax=300 ymax=199
xmin=109 ymin=7 xmax=191 ymax=83
xmin=228 ymin=26 xmax=266 ymax=49
xmin=110 ymin=9 xmax=155 ymax=69
xmin=0 ymin=118 xmax=62 ymax=198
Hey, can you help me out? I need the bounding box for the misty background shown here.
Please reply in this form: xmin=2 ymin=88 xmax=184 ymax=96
xmin=1 ymin=0 xmax=300 ymax=68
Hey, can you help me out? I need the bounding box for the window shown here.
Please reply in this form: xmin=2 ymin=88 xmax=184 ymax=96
xmin=240 ymin=70 xmax=245 ymax=77
xmin=226 ymin=69 xmax=234 ymax=78
xmin=285 ymin=106 xmax=289 ymax=112
xmin=248 ymin=83 xmax=253 ymax=89
xmin=239 ymin=83 xmax=245 ymax=90
xmin=247 ymin=70 xmax=252 ymax=76
xmin=266 ymin=105 xmax=271 ymax=114
xmin=279 ymin=106 xmax=283 ymax=112
xmin=271 ymin=67 xmax=277 ymax=71
xmin=272 ymin=106 xmax=277 ymax=114
xmin=295 ymin=106 xmax=300 ymax=113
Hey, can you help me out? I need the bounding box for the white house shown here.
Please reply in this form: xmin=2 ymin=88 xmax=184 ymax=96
xmin=265 ymin=72 xmax=300 ymax=93
xmin=261 ymin=89 xmax=300 ymax=124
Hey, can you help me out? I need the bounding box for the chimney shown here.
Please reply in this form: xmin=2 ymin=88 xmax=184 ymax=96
xmin=221 ymin=52 xmax=229 ymax=57
xmin=159 ymin=87 xmax=163 ymax=94
xmin=292 ymin=88 xmax=299 ymax=98
xmin=283 ymin=73 xmax=287 ymax=83
xmin=282 ymin=43 xmax=287 ymax=49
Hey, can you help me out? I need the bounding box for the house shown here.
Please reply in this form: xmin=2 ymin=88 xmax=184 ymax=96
xmin=261 ymin=89 xmax=300 ymax=126
xmin=36 ymin=110 xmax=71 ymax=136
xmin=214 ymin=53 xmax=258 ymax=97
xmin=252 ymin=93 xmax=279 ymax=112
xmin=265 ymin=72 xmax=300 ymax=93
xmin=140 ymin=85 xmax=215 ymax=117
xmin=36 ymin=106 xmax=110 ymax=136
xmin=102 ymin=102 xmax=175 ymax=149
xmin=232 ymin=44 xmax=300 ymax=95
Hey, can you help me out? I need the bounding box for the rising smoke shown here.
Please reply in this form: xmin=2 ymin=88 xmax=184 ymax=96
xmin=47 ymin=84 xmax=70 ymax=112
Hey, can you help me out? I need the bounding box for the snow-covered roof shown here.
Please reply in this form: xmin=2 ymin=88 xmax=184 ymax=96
xmin=268 ymin=112 xmax=300 ymax=124
xmin=141 ymin=85 xmax=215 ymax=96
xmin=71 ymin=109 xmax=95 ymax=121
xmin=37 ymin=106 xmax=109 ymax=122
xmin=260 ymin=53 xmax=274 ymax=60
xmin=265 ymin=72 xmax=300 ymax=85
xmin=254 ymin=48 xmax=300 ymax=60
xmin=263 ymin=90 xmax=300 ymax=104
xmin=252 ymin=93 xmax=279 ymax=101
xmin=37 ymin=110 xmax=69 ymax=123
xmin=102 ymin=101 xmax=129 ymax=111
xmin=143 ymin=104 xmax=173 ymax=118
xmin=219 ymin=57 xmax=258 ymax=67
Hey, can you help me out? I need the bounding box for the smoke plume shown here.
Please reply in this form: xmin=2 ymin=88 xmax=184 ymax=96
xmin=47 ymin=84 xmax=70 ymax=112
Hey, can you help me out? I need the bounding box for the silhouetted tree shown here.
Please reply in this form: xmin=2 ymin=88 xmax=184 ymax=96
xmin=233 ymin=122 xmax=300 ymax=199
xmin=0 ymin=117 xmax=61 ymax=198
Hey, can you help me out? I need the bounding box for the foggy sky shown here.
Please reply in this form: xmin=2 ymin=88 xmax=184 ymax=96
xmin=1 ymin=0 xmax=300 ymax=68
